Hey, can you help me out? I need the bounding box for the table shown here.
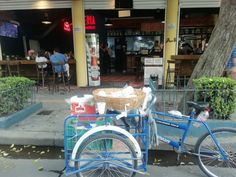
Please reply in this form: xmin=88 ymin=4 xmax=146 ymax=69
xmin=170 ymin=55 xmax=200 ymax=77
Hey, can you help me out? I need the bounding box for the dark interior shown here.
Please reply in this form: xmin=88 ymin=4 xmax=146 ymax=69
xmin=0 ymin=7 xmax=219 ymax=58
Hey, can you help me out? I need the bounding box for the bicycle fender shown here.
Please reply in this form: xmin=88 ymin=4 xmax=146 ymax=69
xmin=70 ymin=125 xmax=142 ymax=167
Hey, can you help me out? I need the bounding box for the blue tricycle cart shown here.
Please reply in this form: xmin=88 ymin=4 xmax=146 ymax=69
xmin=64 ymin=88 xmax=236 ymax=177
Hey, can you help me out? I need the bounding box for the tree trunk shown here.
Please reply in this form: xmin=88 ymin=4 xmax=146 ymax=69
xmin=178 ymin=0 xmax=236 ymax=113
xmin=188 ymin=0 xmax=236 ymax=87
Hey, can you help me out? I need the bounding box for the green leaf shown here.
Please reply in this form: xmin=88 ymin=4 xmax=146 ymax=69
xmin=193 ymin=77 xmax=236 ymax=120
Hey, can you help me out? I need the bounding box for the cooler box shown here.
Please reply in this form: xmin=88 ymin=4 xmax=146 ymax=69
xmin=70 ymin=95 xmax=96 ymax=121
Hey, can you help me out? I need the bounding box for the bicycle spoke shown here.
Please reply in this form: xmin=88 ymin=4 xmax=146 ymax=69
xmin=107 ymin=168 xmax=116 ymax=177
xmin=110 ymin=167 xmax=132 ymax=177
xmin=196 ymin=128 xmax=236 ymax=177
xmin=97 ymin=168 xmax=106 ymax=177
xmin=230 ymin=162 xmax=236 ymax=168
xmin=82 ymin=167 xmax=100 ymax=177
xmin=229 ymin=160 xmax=236 ymax=168
xmin=202 ymin=157 xmax=218 ymax=166
xmin=227 ymin=161 xmax=234 ymax=169
xmin=75 ymin=133 xmax=137 ymax=177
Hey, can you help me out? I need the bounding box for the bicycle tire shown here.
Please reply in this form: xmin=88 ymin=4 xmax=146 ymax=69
xmin=194 ymin=128 xmax=236 ymax=177
xmin=75 ymin=133 xmax=138 ymax=177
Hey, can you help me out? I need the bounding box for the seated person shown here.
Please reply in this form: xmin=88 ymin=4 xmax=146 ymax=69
xmin=50 ymin=48 xmax=70 ymax=79
xmin=27 ymin=49 xmax=36 ymax=60
xmin=150 ymin=40 xmax=163 ymax=56
xmin=36 ymin=50 xmax=49 ymax=70
xmin=194 ymin=43 xmax=203 ymax=54
xmin=179 ymin=42 xmax=194 ymax=55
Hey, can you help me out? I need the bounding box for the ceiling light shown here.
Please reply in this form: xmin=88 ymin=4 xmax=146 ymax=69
xmin=118 ymin=10 xmax=131 ymax=17
xmin=42 ymin=20 xmax=52 ymax=24
xmin=105 ymin=19 xmax=112 ymax=27
xmin=41 ymin=12 xmax=52 ymax=25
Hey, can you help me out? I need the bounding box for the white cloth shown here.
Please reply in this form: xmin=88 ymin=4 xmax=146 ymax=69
xmin=64 ymin=63 xmax=70 ymax=77
xmin=36 ymin=56 xmax=48 ymax=68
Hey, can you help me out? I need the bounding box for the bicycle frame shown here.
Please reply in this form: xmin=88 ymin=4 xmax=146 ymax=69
xmin=151 ymin=110 xmax=228 ymax=158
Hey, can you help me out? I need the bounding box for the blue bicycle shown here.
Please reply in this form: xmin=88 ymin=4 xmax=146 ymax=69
xmin=152 ymin=101 xmax=236 ymax=177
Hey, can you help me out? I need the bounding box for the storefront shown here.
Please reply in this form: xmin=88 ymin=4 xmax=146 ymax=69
xmin=0 ymin=0 xmax=221 ymax=87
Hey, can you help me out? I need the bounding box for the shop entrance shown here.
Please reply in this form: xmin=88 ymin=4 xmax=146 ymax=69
xmin=90 ymin=9 xmax=165 ymax=87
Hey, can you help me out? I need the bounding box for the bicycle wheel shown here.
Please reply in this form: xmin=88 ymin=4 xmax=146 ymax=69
xmin=195 ymin=128 xmax=236 ymax=177
xmin=75 ymin=133 xmax=138 ymax=177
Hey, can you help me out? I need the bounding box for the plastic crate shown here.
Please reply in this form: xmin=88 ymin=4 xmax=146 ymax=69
xmin=65 ymin=117 xmax=112 ymax=150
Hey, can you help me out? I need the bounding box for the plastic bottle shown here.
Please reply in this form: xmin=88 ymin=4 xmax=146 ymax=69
xmin=193 ymin=108 xmax=210 ymax=127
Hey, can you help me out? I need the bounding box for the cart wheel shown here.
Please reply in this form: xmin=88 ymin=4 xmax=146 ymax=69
xmin=75 ymin=133 xmax=137 ymax=177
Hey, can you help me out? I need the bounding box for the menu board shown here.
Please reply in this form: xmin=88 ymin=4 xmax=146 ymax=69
xmin=144 ymin=57 xmax=163 ymax=65
xmin=85 ymin=33 xmax=100 ymax=86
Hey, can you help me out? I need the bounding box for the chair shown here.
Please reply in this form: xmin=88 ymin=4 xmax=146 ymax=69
xmin=36 ymin=62 xmax=48 ymax=87
xmin=165 ymin=60 xmax=181 ymax=88
xmin=49 ymin=61 xmax=70 ymax=93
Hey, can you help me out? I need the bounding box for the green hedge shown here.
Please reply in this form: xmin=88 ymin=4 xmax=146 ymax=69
xmin=0 ymin=77 xmax=35 ymax=116
xmin=193 ymin=77 xmax=236 ymax=119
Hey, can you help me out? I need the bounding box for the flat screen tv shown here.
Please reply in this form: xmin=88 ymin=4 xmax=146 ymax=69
xmin=0 ymin=21 xmax=18 ymax=38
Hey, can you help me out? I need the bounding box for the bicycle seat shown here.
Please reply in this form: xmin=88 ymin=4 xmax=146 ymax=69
xmin=187 ymin=101 xmax=208 ymax=112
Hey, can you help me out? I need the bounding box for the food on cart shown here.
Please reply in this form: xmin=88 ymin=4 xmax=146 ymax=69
xmin=97 ymin=86 xmax=137 ymax=98
xmin=93 ymin=87 xmax=146 ymax=111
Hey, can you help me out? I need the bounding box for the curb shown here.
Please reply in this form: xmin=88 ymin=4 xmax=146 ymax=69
xmin=0 ymin=131 xmax=64 ymax=147
xmin=0 ymin=102 xmax=43 ymax=128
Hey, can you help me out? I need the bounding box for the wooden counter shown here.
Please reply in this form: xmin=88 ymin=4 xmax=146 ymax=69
xmin=170 ymin=55 xmax=200 ymax=77
xmin=126 ymin=54 xmax=161 ymax=73
xmin=0 ymin=59 xmax=76 ymax=82
xmin=0 ymin=59 xmax=76 ymax=65
xmin=171 ymin=55 xmax=200 ymax=61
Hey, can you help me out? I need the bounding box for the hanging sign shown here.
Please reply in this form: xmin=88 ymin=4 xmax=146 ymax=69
xmin=85 ymin=15 xmax=96 ymax=30
xmin=63 ymin=21 xmax=71 ymax=32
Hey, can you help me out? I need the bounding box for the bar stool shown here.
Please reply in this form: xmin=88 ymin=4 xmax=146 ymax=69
xmin=36 ymin=62 xmax=48 ymax=87
xmin=165 ymin=60 xmax=181 ymax=88
xmin=49 ymin=62 xmax=70 ymax=93
xmin=8 ymin=61 xmax=20 ymax=76
xmin=0 ymin=61 xmax=10 ymax=77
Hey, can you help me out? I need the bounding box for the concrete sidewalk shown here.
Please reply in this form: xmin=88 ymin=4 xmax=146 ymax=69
xmin=0 ymin=87 xmax=94 ymax=146
xmin=0 ymin=86 xmax=236 ymax=147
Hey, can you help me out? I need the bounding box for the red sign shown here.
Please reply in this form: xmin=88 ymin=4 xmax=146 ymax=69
xmin=141 ymin=22 xmax=164 ymax=32
xmin=85 ymin=15 xmax=96 ymax=30
xmin=63 ymin=21 xmax=71 ymax=32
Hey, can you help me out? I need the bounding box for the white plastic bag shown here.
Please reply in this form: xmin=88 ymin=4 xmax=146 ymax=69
xmin=168 ymin=110 xmax=183 ymax=117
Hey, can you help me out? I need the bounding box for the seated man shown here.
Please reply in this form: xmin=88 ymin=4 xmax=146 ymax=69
xmin=50 ymin=48 xmax=70 ymax=79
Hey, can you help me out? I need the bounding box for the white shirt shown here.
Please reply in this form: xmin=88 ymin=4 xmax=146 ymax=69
xmin=36 ymin=56 xmax=48 ymax=68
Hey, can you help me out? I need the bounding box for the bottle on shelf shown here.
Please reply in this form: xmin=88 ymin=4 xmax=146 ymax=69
xmin=193 ymin=108 xmax=210 ymax=127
